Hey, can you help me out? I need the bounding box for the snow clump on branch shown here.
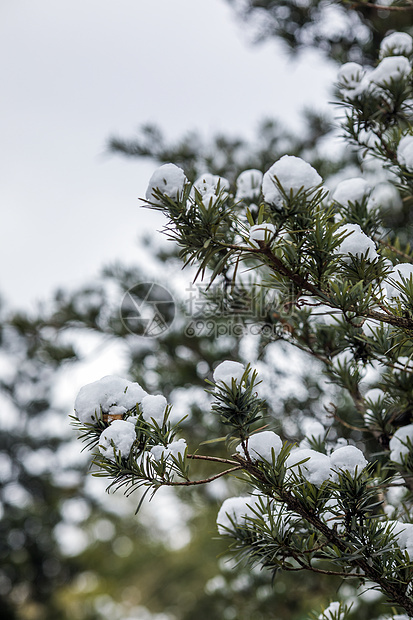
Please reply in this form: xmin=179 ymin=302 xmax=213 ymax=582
xmin=367 ymin=182 xmax=402 ymax=213
xmin=216 ymin=496 xmax=257 ymax=535
xmin=337 ymin=43 xmax=412 ymax=102
xmin=236 ymin=430 xmax=282 ymax=463
xmin=335 ymin=223 xmax=378 ymax=262
xmin=388 ymin=520 xmax=413 ymax=559
xmin=141 ymin=394 xmax=168 ymax=426
xmin=367 ymin=56 xmax=411 ymax=92
xmin=286 ymin=448 xmax=332 ymax=487
xmin=329 ymin=445 xmax=368 ymax=480
xmin=384 ymin=263 xmax=413 ymax=299
xmin=321 ymin=499 xmax=345 ymax=533
xmin=99 ymin=420 xmax=136 ymax=461
xmin=332 ymin=177 xmax=371 ymax=206
xmin=249 ymin=222 xmax=276 ymax=247
xmin=389 ymin=424 xmax=413 ymax=464
xmin=150 ymin=438 xmax=187 ymax=462
xmin=192 ymin=173 xmax=230 ymax=207
xmin=213 ymin=360 xmax=245 ymax=386
xmin=379 ymin=32 xmax=413 ymax=59
xmin=261 ymin=155 xmax=322 ymax=210
xmin=337 ymin=62 xmax=366 ymax=101
xmin=74 ymin=375 xmax=147 ymax=424
xmin=397 ymin=134 xmax=413 ymax=172
xmin=193 ymin=173 xmax=230 ymax=195
xmin=145 ymin=163 xmax=188 ymax=205
xmin=236 ymin=169 xmax=263 ymax=201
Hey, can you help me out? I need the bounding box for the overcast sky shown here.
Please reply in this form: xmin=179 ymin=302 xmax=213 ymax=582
xmin=0 ymin=0 xmax=336 ymax=309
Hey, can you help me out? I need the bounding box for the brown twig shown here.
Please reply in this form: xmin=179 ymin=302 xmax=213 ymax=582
xmin=220 ymin=240 xmax=413 ymax=330
xmin=263 ymin=246 xmax=413 ymax=330
xmin=377 ymin=238 xmax=413 ymax=262
xmin=293 ymin=555 xmax=360 ymax=578
xmin=350 ymin=0 xmax=413 ymax=12
xmin=186 ymin=453 xmax=239 ymax=465
xmin=329 ymin=407 xmax=367 ymax=433
xmin=163 ymin=465 xmax=243 ymax=487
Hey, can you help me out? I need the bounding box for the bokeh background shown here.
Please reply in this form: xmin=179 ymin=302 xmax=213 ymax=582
xmin=0 ymin=0 xmax=334 ymax=308
xmin=1 ymin=1 xmax=408 ymax=619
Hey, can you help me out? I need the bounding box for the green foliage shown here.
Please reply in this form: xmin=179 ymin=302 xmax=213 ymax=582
xmin=208 ymin=366 xmax=266 ymax=439
xmin=6 ymin=3 xmax=413 ymax=620
xmin=72 ymin=21 xmax=413 ymax=618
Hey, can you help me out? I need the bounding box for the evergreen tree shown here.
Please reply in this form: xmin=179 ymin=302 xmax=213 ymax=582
xmin=73 ymin=19 xmax=413 ymax=620
xmin=4 ymin=3 xmax=413 ymax=619
xmin=0 ymin=303 xmax=86 ymax=619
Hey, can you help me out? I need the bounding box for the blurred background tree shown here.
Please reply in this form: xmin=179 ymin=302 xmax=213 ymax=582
xmin=1 ymin=1 xmax=413 ymax=619
xmin=226 ymin=0 xmax=413 ymax=65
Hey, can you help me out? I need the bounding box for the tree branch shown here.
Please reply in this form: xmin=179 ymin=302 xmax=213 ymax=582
xmin=349 ymin=0 xmax=413 ymax=12
xmin=237 ymin=456 xmax=413 ymax=615
xmin=162 ymin=465 xmax=243 ymax=487
xmin=186 ymin=453 xmax=240 ymax=465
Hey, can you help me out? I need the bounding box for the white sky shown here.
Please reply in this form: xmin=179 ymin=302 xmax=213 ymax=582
xmin=0 ymin=0 xmax=336 ymax=309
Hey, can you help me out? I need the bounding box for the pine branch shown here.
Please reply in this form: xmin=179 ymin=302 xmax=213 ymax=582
xmin=237 ymin=455 xmax=413 ymax=615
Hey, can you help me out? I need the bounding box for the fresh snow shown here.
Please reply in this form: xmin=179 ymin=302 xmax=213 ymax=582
xmin=361 ymin=318 xmax=383 ymax=338
xmin=389 ymin=424 xmax=413 ymax=464
xmin=145 ymin=163 xmax=187 ymax=205
xmin=192 ymin=173 xmax=230 ymax=208
xmin=249 ymin=222 xmax=276 ymax=247
xmin=367 ymin=182 xmax=402 ymax=213
xmin=337 ymin=62 xmax=366 ymax=100
xmin=236 ymin=430 xmax=282 ymax=463
xmin=368 ymin=56 xmax=411 ymax=89
xmin=216 ymin=496 xmax=257 ymax=534
xmin=330 ymin=445 xmax=368 ymax=479
xmin=332 ymin=177 xmax=371 ymax=205
xmin=384 ymin=263 xmax=413 ymax=299
xmin=300 ymin=298 xmax=343 ymax=327
xmin=141 ymin=394 xmax=168 ymax=426
xmin=397 ymin=134 xmax=413 ymax=172
xmin=321 ymin=498 xmax=345 ymax=533
xmin=389 ymin=520 xmax=413 ymax=559
xmin=193 ymin=173 xmax=230 ymax=195
xmin=337 ymin=46 xmax=412 ymax=102
xmin=98 ymin=420 xmax=136 ymax=461
xmin=319 ymin=601 xmax=344 ymax=620
xmin=302 ymin=418 xmax=325 ymax=439
xmin=335 ymin=223 xmax=378 ymax=262
xmin=385 ymin=479 xmax=408 ymax=516
xmin=236 ymin=169 xmax=263 ymax=201
xmin=213 ymin=360 xmax=245 ymax=386
xmin=299 ymin=419 xmax=326 ymax=448
xmin=74 ymin=375 xmax=147 ymax=424
xmin=264 ymin=501 xmax=291 ymax=535
xmin=150 ymin=438 xmax=187 ymax=462
xmin=286 ymin=448 xmax=332 ymax=486
xmin=262 ymin=155 xmax=322 ymax=210
xmin=337 ymin=62 xmax=365 ymax=86
xmin=380 ymin=32 xmax=413 ymax=59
